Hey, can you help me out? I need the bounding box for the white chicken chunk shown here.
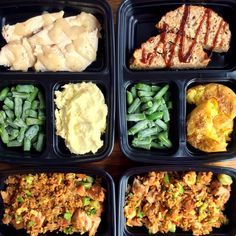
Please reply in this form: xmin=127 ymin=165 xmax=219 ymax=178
xmin=33 ymin=29 xmax=99 ymax=72
xmin=2 ymin=11 xmax=64 ymax=42
xmin=0 ymin=38 xmax=35 ymax=71
xmin=29 ymin=12 xmax=100 ymax=72
xmin=71 ymin=209 xmax=101 ymax=236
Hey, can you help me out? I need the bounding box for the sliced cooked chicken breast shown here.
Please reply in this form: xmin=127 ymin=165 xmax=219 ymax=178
xmin=29 ymin=12 xmax=101 ymax=47
xmin=2 ymin=11 xmax=64 ymax=42
xmin=0 ymin=11 xmax=101 ymax=72
xmin=0 ymin=38 xmax=35 ymax=71
xmin=33 ymin=29 xmax=99 ymax=72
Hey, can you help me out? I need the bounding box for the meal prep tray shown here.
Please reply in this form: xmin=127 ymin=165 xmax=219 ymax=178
xmin=0 ymin=0 xmax=115 ymax=164
xmin=117 ymin=0 xmax=236 ymax=164
xmin=118 ymin=165 xmax=236 ymax=236
xmin=0 ymin=166 xmax=116 ymax=236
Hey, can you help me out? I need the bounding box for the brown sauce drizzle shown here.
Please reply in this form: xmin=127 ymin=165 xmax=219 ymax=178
xmin=204 ymin=8 xmax=212 ymax=45
xmin=210 ymin=19 xmax=224 ymax=51
xmin=140 ymin=5 xmax=226 ymax=68
xmin=219 ymin=22 xmax=227 ymax=48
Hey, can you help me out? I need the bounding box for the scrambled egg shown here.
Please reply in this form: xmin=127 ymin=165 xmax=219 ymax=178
xmin=187 ymin=83 xmax=236 ymax=152
xmin=55 ymin=82 xmax=107 ymax=155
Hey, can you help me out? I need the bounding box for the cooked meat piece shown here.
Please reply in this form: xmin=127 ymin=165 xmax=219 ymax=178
xmin=71 ymin=210 xmax=102 ymax=236
xmin=11 ymin=219 xmax=24 ymax=230
xmin=130 ymin=33 xmax=210 ymax=70
xmin=183 ymin=199 xmax=195 ymax=211
xmin=196 ymin=172 xmax=213 ymax=185
xmin=187 ymin=98 xmax=232 ymax=152
xmin=0 ymin=38 xmax=35 ymax=71
xmin=132 ymin=178 xmax=149 ymax=198
xmin=28 ymin=13 xmax=100 ymax=72
xmin=213 ymin=186 xmax=230 ymax=201
xmin=88 ymin=216 xmax=102 ymax=236
xmin=156 ymin=5 xmax=231 ymax=53
xmin=146 ymin=188 xmax=158 ymax=204
xmin=29 ymin=12 xmax=101 ymax=46
xmin=32 ymin=30 xmax=99 ymax=72
xmin=126 ymin=217 xmax=143 ymax=227
xmin=2 ymin=11 xmax=64 ymax=42
xmin=125 ymin=171 xmax=232 ymax=236
xmin=187 ymin=83 xmax=236 ymax=119
xmin=72 ymin=209 xmax=92 ymax=234
xmin=87 ymin=184 xmax=105 ymax=202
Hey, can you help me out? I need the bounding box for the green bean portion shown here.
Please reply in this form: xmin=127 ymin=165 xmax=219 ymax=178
xmin=0 ymin=85 xmax=45 ymax=152
xmin=126 ymin=83 xmax=172 ymax=150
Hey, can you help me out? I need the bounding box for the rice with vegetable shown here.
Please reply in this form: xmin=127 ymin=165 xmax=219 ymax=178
xmin=1 ymin=173 xmax=106 ymax=236
xmin=124 ymin=171 xmax=232 ymax=235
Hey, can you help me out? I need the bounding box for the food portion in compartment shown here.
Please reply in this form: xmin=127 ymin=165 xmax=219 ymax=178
xmin=126 ymin=83 xmax=172 ymax=150
xmin=124 ymin=171 xmax=232 ymax=235
xmin=55 ymin=82 xmax=108 ymax=155
xmin=0 ymin=11 xmax=101 ymax=72
xmin=130 ymin=33 xmax=210 ymax=70
xmin=130 ymin=4 xmax=231 ymax=70
xmin=2 ymin=11 xmax=64 ymax=42
xmin=186 ymin=83 xmax=236 ymax=152
xmin=1 ymin=173 xmax=106 ymax=236
xmin=0 ymin=85 xmax=45 ymax=152
xmin=156 ymin=5 xmax=231 ymax=53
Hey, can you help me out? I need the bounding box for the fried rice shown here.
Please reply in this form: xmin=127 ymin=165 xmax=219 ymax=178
xmin=124 ymin=171 xmax=232 ymax=235
xmin=1 ymin=173 xmax=106 ymax=236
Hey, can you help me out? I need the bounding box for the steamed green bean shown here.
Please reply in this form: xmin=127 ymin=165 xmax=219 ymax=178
xmin=126 ymin=83 xmax=172 ymax=150
xmin=0 ymin=85 xmax=45 ymax=152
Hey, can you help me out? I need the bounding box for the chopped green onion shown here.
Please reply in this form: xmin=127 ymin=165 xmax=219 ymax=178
xmin=64 ymin=212 xmax=72 ymax=221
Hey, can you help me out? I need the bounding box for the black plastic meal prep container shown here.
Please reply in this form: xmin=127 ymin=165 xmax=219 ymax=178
xmin=117 ymin=0 xmax=236 ymax=164
xmin=0 ymin=0 xmax=115 ymax=164
xmin=0 ymin=166 xmax=116 ymax=236
xmin=118 ymin=165 xmax=236 ymax=236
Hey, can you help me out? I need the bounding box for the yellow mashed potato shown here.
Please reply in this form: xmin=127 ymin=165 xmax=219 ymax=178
xmin=54 ymin=82 xmax=107 ymax=155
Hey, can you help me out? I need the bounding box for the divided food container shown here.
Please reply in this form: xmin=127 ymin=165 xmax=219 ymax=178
xmin=118 ymin=165 xmax=236 ymax=236
xmin=0 ymin=0 xmax=115 ymax=164
xmin=117 ymin=0 xmax=236 ymax=164
xmin=0 ymin=166 xmax=116 ymax=236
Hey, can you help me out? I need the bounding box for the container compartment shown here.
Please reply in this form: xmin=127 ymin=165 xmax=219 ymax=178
xmin=118 ymin=0 xmax=236 ymax=164
xmin=185 ymin=78 xmax=236 ymax=158
xmin=118 ymin=0 xmax=236 ymax=71
xmin=0 ymin=166 xmax=116 ymax=236
xmin=118 ymin=165 xmax=236 ymax=236
xmin=120 ymin=80 xmax=181 ymax=163
xmin=53 ymin=80 xmax=113 ymax=161
xmin=0 ymin=0 xmax=112 ymax=72
xmin=0 ymin=80 xmax=49 ymax=159
xmin=0 ymin=73 xmax=114 ymax=164
xmin=0 ymin=0 xmax=115 ymax=164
